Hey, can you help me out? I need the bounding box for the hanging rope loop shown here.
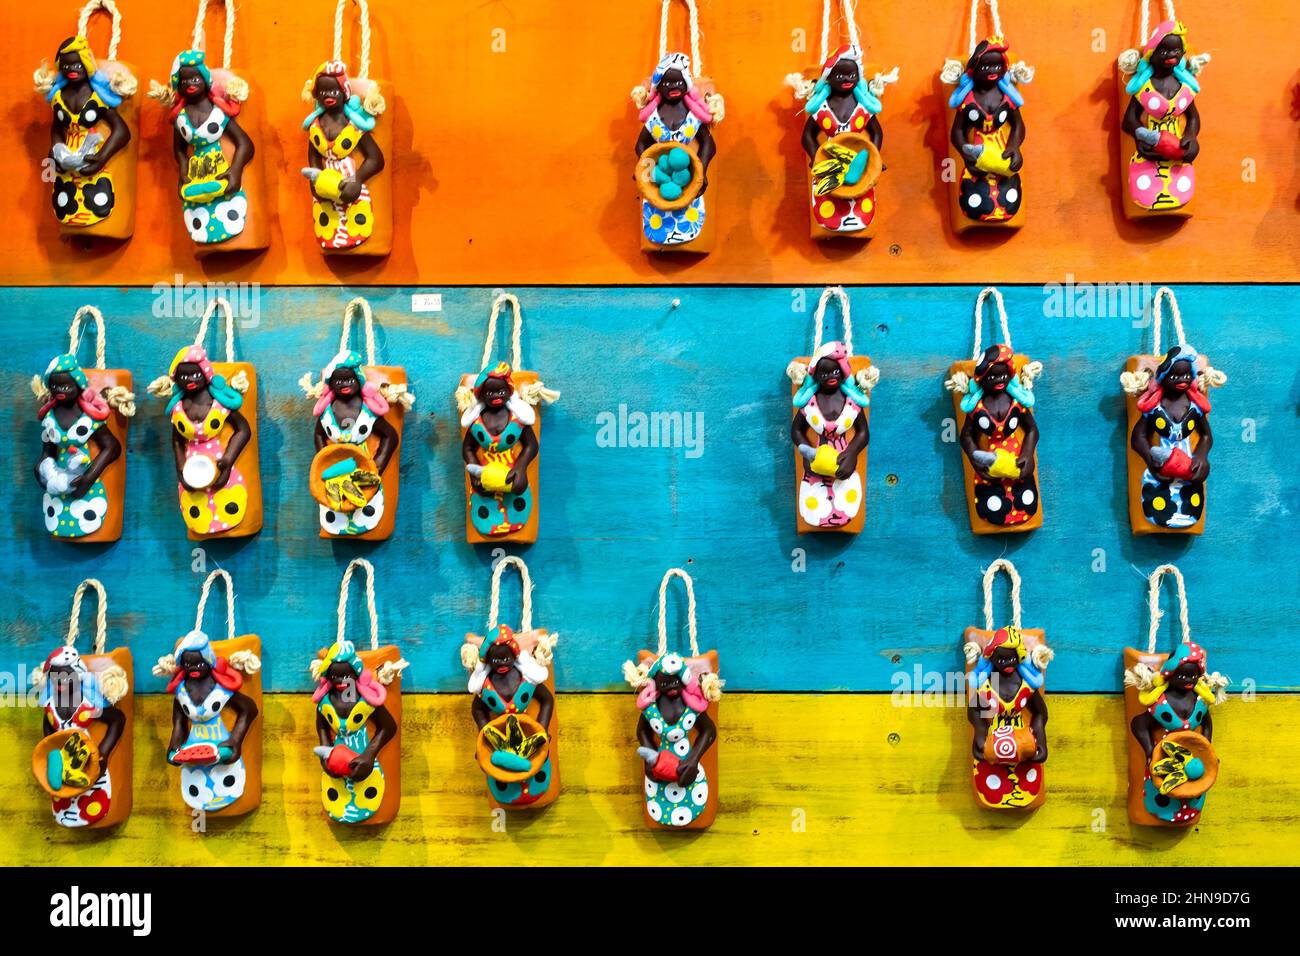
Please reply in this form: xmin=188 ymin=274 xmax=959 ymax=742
xmin=812 ymin=285 xmax=853 ymax=356
xmin=77 ymin=0 xmax=124 ymax=60
xmin=192 ymin=0 xmax=236 ymax=69
xmin=971 ymin=286 xmax=1012 ymax=358
xmin=195 ymin=297 xmax=238 ymax=363
xmin=333 ymin=0 xmax=373 ymax=80
xmin=194 ymin=569 xmax=237 ymax=643
xmin=65 ymin=578 xmax=109 ymax=654
xmin=656 ymin=567 xmax=699 ymax=658
xmin=1149 ymin=286 xmax=1187 ymax=356
xmin=68 ymin=305 xmax=107 ymax=369
xmin=339 ymin=296 xmax=377 ymax=366
xmin=480 ymin=292 xmax=524 ymax=372
xmin=337 ymin=558 xmax=380 ymax=650
xmin=1145 ymin=563 xmax=1191 ymax=653
xmin=658 ymin=0 xmax=704 ymax=72
xmin=487 ymin=556 xmax=534 ymax=632
xmin=981 ymin=558 xmax=1022 ymax=631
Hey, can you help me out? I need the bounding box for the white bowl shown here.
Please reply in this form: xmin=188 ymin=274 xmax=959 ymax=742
xmin=183 ymin=455 xmax=219 ymax=490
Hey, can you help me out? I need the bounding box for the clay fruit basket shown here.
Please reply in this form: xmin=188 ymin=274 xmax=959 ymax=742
xmin=476 ymin=712 xmax=549 ymax=784
xmin=1149 ymin=730 xmax=1218 ymax=799
xmin=813 ymin=132 xmax=882 ymax=201
xmin=33 ymin=728 xmax=101 ymax=798
xmin=309 ymin=445 xmax=381 ymax=512
xmin=636 ymin=142 xmax=703 ymax=212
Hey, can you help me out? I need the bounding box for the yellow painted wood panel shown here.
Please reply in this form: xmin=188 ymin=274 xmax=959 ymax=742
xmin=5 ymin=693 xmax=1296 ymax=866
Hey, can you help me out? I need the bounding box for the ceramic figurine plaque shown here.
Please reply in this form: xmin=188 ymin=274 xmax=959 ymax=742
xmin=945 ymin=287 xmax=1042 ymax=533
xmin=152 ymin=0 xmax=269 ymax=253
xmin=461 ymin=556 xmax=560 ymax=810
xmin=32 ymin=580 xmax=133 ymax=829
xmin=300 ymin=0 xmax=391 ymax=256
xmin=37 ymin=0 xmax=139 ymax=239
xmin=624 ymin=568 xmax=722 ymax=831
xmin=788 ymin=287 xmax=878 ymax=534
xmin=632 ymin=0 xmax=723 ymax=253
xmin=963 ymin=560 xmax=1052 ymax=810
xmin=786 ymin=2 xmax=897 ymax=240
xmin=940 ymin=0 xmax=1032 ymax=231
xmin=304 ymin=297 xmax=414 ymax=540
xmin=156 ymin=570 xmax=262 ymax=817
xmin=457 ymin=293 xmax=559 ymax=544
xmin=313 ymin=558 xmax=406 ymax=825
xmin=1123 ymin=564 xmax=1226 ymax=826
xmin=36 ymin=306 xmax=133 ymax=543
xmin=1121 ymin=287 xmax=1223 ymax=536
xmin=1118 ymin=2 xmax=1206 ymax=218
xmin=149 ymin=299 xmax=263 ymax=540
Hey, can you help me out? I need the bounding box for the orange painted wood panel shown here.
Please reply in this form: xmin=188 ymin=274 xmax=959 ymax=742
xmin=5 ymin=0 xmax=1296 ymax=285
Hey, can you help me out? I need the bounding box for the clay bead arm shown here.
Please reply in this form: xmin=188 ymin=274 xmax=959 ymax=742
xmin=531 ymin=682 xmax=555 ymax=731
xmin=170 ymin=127 xmax=189 ymax=187
xmin=1190 ymin=413 xmax=1212 ymax=481
xmin=789 ymin=408 xmax=811 ymax=452
xmin=221 ymin=115 xmax=255 ymax=193
xmin=695 ymin=123 xmax=716 ymax=188
xmin=635 ymin=712 xmax=657 ymax=751
xmin=359 ymin=703 xmax=396 ymax=766
xmin=950 ymin=112 xmax=973 ymax=165
xmin=215 ymin=408 xmax=252 ymax=486
xmin=1180 ymin=102 xmax=1201 ymax=162
xmin=461 ymin=428 xmax=486 ymax=494
xmin=470 ymin=694 xmax=493 ymax=731
xmin=166 ymin=697 xmax=190 ymax=759
xmin=172 ymin=428 xmax=194 ymax=489
xmin=866 ymin=113 xmax=883 ymax=153
xmin=72 ymin=428 xmax=121 ymax=497
xmin=221 ymin=690 xmax=258 ymax=761
xmin=967 ymin=701 xmax=991 ymax=759
xmin=1027 ymin=690 xmax=1048 ymax=762
xmin=96 ymin=704 xmax=126 ymax=764
xmin=1002 ymin=110 xmax=1026 ymax=170
xmin=1129 ymin=417 xmax=1159 ymax=472
xmin=508 ymin=426 xmax=538 ymax=493
xmin=350 ymin=133 xmax=385 ymax=187
xmin=800 ymin=116 xmax=822 ymax=164
xmin=959 ymin=414 xmax=988 ymax=475
xmin=1122 ymin=97 xmax=1160 ymax=159
xmin=80 ymin=108 xmax=130 ymax=175
xmin=634 ymin=126 xmax=655 ymax=158
xmin=1015 ymin=408 xmax=1039 ymax=472
xmin=315 ymin=708 xmax=334 ymax=749
xmin=1130 ymin=711 xmax=1157 ymax=762
xmin=369 ymin=414 xmax=399 ymax=474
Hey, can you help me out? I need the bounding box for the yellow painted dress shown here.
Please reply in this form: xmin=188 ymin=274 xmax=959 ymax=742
xmin=173 ymin=399 xmax=248 ymax=535
xmin=307 ymin=118 xmax=373 ymax=250
xmin=318 ymin=697 xmax=385 ymax=823
xmin=971 ymin=679 xmax=1042 ymax=808
xmin=1127 ymin=79 xmax=1196 ymax=211
xmin=50 ymin=89 xmax=117 ymax=227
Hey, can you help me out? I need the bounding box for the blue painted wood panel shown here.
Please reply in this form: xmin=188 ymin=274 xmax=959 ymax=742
xmin=1 ymin=284 xmax=1295 ymax=692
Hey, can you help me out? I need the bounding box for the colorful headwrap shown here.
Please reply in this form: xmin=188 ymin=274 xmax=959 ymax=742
xmin=474 ymin=360 xmax=515 ymax=393
xmin=961 ymin=344 xmax=1035 ymax=413
xmin=1126 ymin=20 xmax=1197 ymax=95
xmin=313 ymin=350 xmax=389 ymax=418
xmin=636 ymin=652 xmax=711 ymax=712
xmin=312 ymin=639 xmax=386 ymax=705
xmin=167 ymin=629 xmax=242 ymax=693
xmin=1137 ymin=640 xmax=1217 ymax=708
xmin=461 ymin=361 xmax=534 ymax=429
xmin=40 ymin=353 xmax=109 ymax=421
xmin=804 ymin=44 xmax=883 ymax=117
xmin=639 ymin=52 xmax=715 ymax=124
xmin=37 ymin=645 xmax=109 ymax=712
xmin=968 ymin=626 xmax=1046 ymax=692
xmin=302 ymin=61 xmax=377 ymax=132
xmin=948 ymin=36 xmax=1025 ymax=109
xmin=166 ymin=344 xmax=244 ymax=414
xmin=1137 ymin=344 xmax=1210 ymax=414
xmin=793 ymin=341 xmax=871 ymax=410
xmin=167 ymin=49 xmax=243 ymax=120
xmin=47 ymin=36 xmax=124 ymax=108
xmin=464 ymin=625 xmax=551 ymax=695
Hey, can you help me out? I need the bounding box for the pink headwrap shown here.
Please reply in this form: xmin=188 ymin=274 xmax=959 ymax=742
xmin=638 ymin=52 xmax=715 ymax=125
xmin=312 ymin=665 xmax=387 ymax=706
xmin=809 ymin=341 xmax=852 ymax=380
xmin=636 ymin=657 xmax=711 ymax=712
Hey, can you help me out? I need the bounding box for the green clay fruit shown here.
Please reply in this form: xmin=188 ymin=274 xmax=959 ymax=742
xmin=657 ymin=154 xmax=673 ymax=171
xmin=490 ymin=750 xmax=532 ymax=772
xmin=668 ymin=147 xmax=691 ymax=171
xmin=671 ymin=168 xmax=692 ymax=186
xmin=653 ymin=166 xmax=670 ymax=185
xmin=1184 ymin=757 xmax=1204 ymax=781
xmin=659 ymin=182 xmax=683 ymax=201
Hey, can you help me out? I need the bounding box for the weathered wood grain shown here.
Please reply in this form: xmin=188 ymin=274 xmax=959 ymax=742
xmin=2 ymin=694 xmax=1295 ymax=866
xmin=2 ymin=285 xmax=1296 ymax=692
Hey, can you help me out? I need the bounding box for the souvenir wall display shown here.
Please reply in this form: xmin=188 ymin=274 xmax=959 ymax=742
xmin=1123 ymin=564 xmax=1228 ymax=826
xmin=149 ymin=0 xmax=269 ymax=253
xmin=312 ymin=558 xmax=407 ymax=825
xmin=632 ymin=0 xmax=725 ymax=254
xmin=456 ymin=293 xmax=560 ymax=544
xmin=787 ymin=286 xmax=879 ymax=534
xmin=31 ymin=579 xmax=133 ymax=829
xmin=460 ymin=556 xmax=560 ymax=810
xmin=302 ymin=297 xmax=414 ymax=540
xmin=944 ymin=287 xmax=1042 ymax=533
xmin=962 ymin=559 xmax=1052 ymax=810
xmin=34 ymin=305 xmax=134 ymax=543
xmin=154 ymin=569 xmax=262 ymax=817
xmin=300 ymin=0 xmax=391 ymax=256
xmin=36 ymin=0 xmax=138 ymax=239
xmin=623 ymin=568 xmax=723 ymax=831
xmin=148 ymin=299 xmax=263 ymax=540
xmin=1121 ymin=287 xmax=1224 ymax=536
xmin=1118 ymin=1 xmax=1207 ymax=218
xmin=785 ymin=0 xmax=898 ymax=241
xmin=939 ymin=0 xmax=1032 ymax=231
